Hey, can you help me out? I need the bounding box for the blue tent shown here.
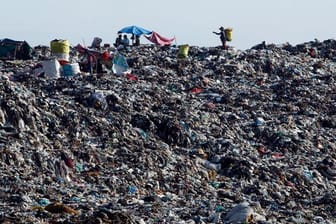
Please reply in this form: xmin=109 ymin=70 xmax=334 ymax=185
xmin=118 ymin=25 xmax=152 ymax=36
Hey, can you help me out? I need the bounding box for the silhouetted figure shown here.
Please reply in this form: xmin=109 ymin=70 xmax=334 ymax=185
xmin=114 ymin=33 xmax=122 ymax=47
xmin=213 ymin=26 xmax=227 ymax=49
xmin=134 ymin=35 xmax=140 ymax=46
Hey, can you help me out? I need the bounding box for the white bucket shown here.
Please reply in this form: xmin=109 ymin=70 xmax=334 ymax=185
xmin=53 ymin=53 xmax=69 ymax=61
xmin=71 ymin=63 xmax=81 ymax=75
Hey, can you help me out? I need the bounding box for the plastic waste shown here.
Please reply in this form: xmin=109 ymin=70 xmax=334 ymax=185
xmin=178 ymin=44 xmax=189 ymax=58
xmin=42 ymin=58 xmax=61 ymax=79
xmin=50 ymin=39 xmax=70 ymax=61
xmin=1 ymin=39 xmax=335 ymax=224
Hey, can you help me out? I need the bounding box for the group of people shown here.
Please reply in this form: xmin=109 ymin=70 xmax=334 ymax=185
xmin=98 ymin=26 xmax=229 ymax=50
xmin=114 ymin=33 xmax=140 ymax=49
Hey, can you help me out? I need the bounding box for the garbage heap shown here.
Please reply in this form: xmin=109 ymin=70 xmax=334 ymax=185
xmin=0 ymin=39 xmax=335 ymax=224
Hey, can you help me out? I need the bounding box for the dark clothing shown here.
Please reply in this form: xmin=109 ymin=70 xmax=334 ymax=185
xmin=213 ymin=30 xmax=227 ymax=49
xmin=134 ymin=36 xmax=140 ymax=46
xmin=130 ymin=34 xmax=135 ymax=45
xmin=114 ymin=35 xmax=122 ymax=47
xmin=219 ymin=31 xmax=226 ymax=42
xmin=121 ymin=36 xmax=130 ymax=47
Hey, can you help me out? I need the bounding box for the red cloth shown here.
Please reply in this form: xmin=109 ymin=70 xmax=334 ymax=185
xmin=126 ymin=73 xmax=138 ymax=81
xmin=64 ymin=158 xmax=74 ymax=169
xmin=146 ymin=31 xmax=175 ymax=46
xmin=191 ymin=87 xmax=202 ymax=94
xmin=102 ymin=51 xmax=110 ymax=61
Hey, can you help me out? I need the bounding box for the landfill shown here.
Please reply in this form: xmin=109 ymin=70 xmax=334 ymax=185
xmin=0 ymin=39 xmax=336 ymax=224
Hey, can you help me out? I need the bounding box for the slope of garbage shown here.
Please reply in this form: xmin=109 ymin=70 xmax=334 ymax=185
xmin=0 ymin=39 xmax=336 ymax=224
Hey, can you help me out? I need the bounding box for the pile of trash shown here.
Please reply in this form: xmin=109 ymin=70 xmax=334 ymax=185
xmin=0 ymin=39 xmax=335 ymax=224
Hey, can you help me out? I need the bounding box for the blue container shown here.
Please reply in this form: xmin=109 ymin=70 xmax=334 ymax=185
xmin=63 ymin=64 xmax=73 ymax=77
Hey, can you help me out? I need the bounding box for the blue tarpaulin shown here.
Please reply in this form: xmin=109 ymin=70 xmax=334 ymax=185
xmin=118 ymin=25 xmax=152 ymax=36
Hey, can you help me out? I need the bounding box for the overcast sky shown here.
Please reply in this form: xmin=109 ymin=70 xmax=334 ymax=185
xmin=1 ymin=0 xmax=335 ymax=50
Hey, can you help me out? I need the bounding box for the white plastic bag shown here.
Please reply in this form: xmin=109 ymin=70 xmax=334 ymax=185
xmin=42 ymin=59 xmax=61 ymax=79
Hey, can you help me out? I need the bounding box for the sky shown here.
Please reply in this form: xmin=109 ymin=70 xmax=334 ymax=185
xmin=1 ymin=0 xmax=335 ymax=50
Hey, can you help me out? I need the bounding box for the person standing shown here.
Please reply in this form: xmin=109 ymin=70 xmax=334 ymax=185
xmin=213 ymin=26 xmax=227 ymax=49
xmin=130 ymin=34 xmax=135 ymax=45
xmin=121 ymin=35 xmax=130 ymax=47
xmin=114 ymin=33 xmax=122 ymax=47
xmin=134 ymin=35 xmax=140 ymax=46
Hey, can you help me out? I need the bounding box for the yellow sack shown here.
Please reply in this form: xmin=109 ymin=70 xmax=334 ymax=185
xmin=224 ymin=28 xmax=233 ymax=41
xmin=178 ymin=44 xmax=189 ymax=58
xmin=50 ymin=39 xmax=70 ymax=54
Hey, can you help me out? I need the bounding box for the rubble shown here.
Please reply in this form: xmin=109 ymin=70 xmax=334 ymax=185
xmin=0 ymin=39 xmax=336 ymax=223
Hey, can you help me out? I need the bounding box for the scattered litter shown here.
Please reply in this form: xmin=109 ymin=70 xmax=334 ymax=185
xmin=0 ymin=38 xmax=335 ymax=223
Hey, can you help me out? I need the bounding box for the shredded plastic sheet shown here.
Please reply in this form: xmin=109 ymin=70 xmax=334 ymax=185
xmin=145 ymin=31 xmax=175 ymax=46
